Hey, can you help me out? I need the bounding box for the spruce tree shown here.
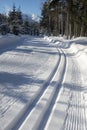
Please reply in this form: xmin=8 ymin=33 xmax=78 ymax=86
xmin=8 ymin=4 xmax=23 ymax=35
xmin=41 ymin=0 xmax=87 ymax=37
xmin=23 ymin=15 xmax=30 ymax=34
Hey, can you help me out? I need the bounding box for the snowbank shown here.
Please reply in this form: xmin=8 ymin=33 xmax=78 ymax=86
xmin=44 ymin=36 xmax=87 ymax=53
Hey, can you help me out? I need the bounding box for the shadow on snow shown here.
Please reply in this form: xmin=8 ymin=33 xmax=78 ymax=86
xmin=0 ymin=72 xmax=44 ymax=103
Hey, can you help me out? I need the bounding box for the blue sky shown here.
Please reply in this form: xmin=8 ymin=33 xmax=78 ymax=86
xmin=0 ymin=0 xmax=45 ymax=16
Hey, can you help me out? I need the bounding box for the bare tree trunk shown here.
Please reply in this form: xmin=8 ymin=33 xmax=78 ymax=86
xmin=66 ymin=12 xmax=69 ymax=39
xmin=69 ymin=23 xmax=72 ymax=39
xmin=55 ymin=4 xmax=59 ymax=35
xmin=80 ymin=25 xmax=83 ymax=36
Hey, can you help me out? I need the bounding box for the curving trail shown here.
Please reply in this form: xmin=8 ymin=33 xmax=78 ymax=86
xmin=0 ymin=36 xmax=87 ymax=130
xmin=17 ymin=49 xmax=66 ymax=130
xmin=62 ymin=53 xmax=87 ymax=130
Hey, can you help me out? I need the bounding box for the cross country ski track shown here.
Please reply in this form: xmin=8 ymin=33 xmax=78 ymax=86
xmin=62 ymin=57 xmax=87 ymax=130
xmin=18 ymin=49 xmax=66 ymax=130
xmin=5 ymin=46 xmax=67 ymax=130
xmin=1 ymin=36 xmax=87 ymax=130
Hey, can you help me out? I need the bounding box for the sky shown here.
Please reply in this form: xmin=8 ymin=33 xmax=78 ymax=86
xmin=0 ymin=0 xmax=45 ymax=17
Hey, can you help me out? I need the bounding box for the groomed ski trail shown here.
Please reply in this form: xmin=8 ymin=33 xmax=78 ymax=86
xmin=18 ymin=49 xmax=66 ymax=130
xmin=5 ymin=41 xmax=66 ymax=130
xmin=1 ymin=36 xmax=87 ymax=130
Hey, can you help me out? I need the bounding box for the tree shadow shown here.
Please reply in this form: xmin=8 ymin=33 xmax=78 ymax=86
xmin=0 ymin=72 xmax=44 ymax=103
xmin=54 ymin=41 xmax=73 ymax=49
xmin=63 ymin=82 xmax=87 ymax=92
xmin=71 ymin=38 xmax=87 ymax=46
xmin=24 ymin=37 xmax=56 ymax=48
xmin=14 ymin=47 xmax=59 ymax=56
xmin=0 ymin=36 xmax=60 ymax=56
xmin=53 ymin=38 xmax=87 ymax=51
xmin=0 ymin=36 xmax=26 ymax=55
xmin=66 ymin=48 xmax=87 ymax=57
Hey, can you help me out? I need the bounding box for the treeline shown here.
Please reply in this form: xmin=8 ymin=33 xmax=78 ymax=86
xmin=0 ymin=4 xmax=40 ymax=35
xmin=40 ymin=0 xmax=87 ymax=38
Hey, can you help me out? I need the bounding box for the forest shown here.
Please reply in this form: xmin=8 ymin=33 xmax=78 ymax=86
xmin=0 ymin=4 xmax=40 ymax=35
xmin=0 ymin=0 xmax=87 ymax=38
xmin=40 ymin=0 xmax=87 ymax=38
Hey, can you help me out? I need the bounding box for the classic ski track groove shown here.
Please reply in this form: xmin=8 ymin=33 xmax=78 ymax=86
xmin=1 ymin=37 xmax=87 ymax=130
xmin=6 ymin=47 xmax=61 ymax=130
xmin=18 ymin=49 xmax=66 ymax=130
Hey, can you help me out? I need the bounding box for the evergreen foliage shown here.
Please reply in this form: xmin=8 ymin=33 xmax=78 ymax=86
xmin=0 ymin=4 xmax=40 ymax=35
xmin=8 ymin=4 xmax=23 ymax=35
xmin=40 ymin=0 xmax=87 ymax=38
xmin=23 ymin=15 xmax=30 ymax=34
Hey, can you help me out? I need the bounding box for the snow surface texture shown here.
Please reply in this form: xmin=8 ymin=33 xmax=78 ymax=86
xmin=0 ymin=35 xmax=87 ymax=130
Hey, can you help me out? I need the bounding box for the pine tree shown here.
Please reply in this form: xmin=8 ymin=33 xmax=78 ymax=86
xmin=23 ymin=15 xmax=30 ymax=34
xmin=40 ymin=1 xmax=50 ymax=35
xmin=8 ymin=4 xmax=23 ymax=35
xmin=41 ymin=0 xmax=87 ymax=37
xmin=0 ymin=13 xmax=9 ymax=35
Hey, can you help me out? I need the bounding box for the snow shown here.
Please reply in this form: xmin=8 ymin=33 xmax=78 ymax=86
xmin=0 ymin=35 xmax=87 ymax=130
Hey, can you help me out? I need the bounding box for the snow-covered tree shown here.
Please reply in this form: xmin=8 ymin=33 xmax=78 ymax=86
xmin=22 ymin=15 xmax=30 ymax=34
xmin=8 ymin=4 xmax=23 ymax=35
xmin=40 ymin=0 xmax=87 ymax=37
xmin=0 ymin=13 xmax=9 ymax=35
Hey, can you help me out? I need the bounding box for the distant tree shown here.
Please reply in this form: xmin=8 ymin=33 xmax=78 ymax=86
xmin=8 ymin=3 xmax=23 ymax=35
xmin=17 ymin=6 xmax=23 ymax=25
xmin=40 ymin=1 xmax=50 ymax=35
xmin=0 ymin=13 xmax=9 ymax=35
xmin=23 ymin=15 xmax=30 ymax=34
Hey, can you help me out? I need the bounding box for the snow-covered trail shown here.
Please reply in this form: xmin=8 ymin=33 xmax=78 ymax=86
xmin=0 ymin=35 xmax=59 ymax=130
xmin=0 ymin=35 xmax=87 ymax=130
xmin=17 ymin=49 xmax=66 ymax=130
xmin=44 ymin=37 xmax=87 ymax=130
xmin=46 ymin=54 xmax=86 ymax=130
